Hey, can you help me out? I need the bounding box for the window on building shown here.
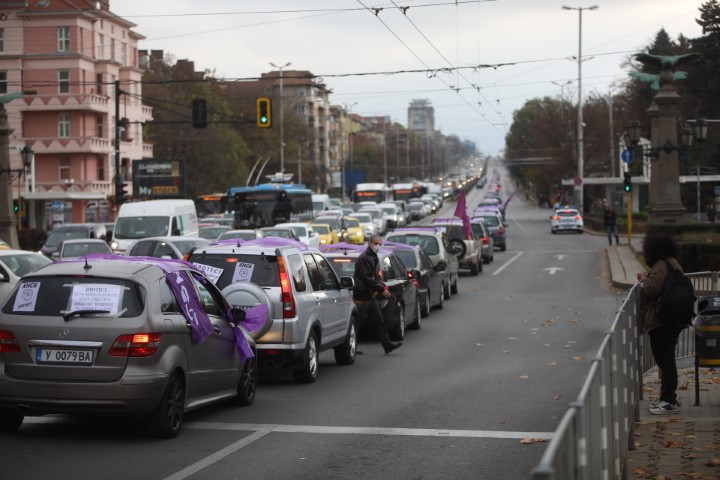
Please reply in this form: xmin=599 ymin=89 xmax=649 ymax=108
xmin=58 ymin=70 xmax=70 ymax=94
xmin=96 ymin=33 xmax=103 ymax=59
xmin=97 ymin=155 xmax=105 ymax=181
xmin=58 ymin=113 xmax=70 ymax=138
xmin=96 ymin=73 xmax=103 ymax=95
xmin=0 ymin=28 xmax=4 ymax=53
xmin=96 ymin=115 xmax=104 ymax=137
xmin=0 ymin=71 xmax=6 ymax=94
xmin=58 ymin=27 xmax=70 ymax=52
xmin=59 ymin=157 xmax=71 ymax=180
xmin=121 ymin=42 xmax=126 ymax=65
xmin=110 ymin=38 xmax=115 ymax=61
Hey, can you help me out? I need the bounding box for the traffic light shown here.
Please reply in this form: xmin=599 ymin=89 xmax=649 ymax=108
xmin=12 ymin=200 xmax=18 ymax=214
xmin=116 ymin=180 xmax=129 ymax=205
xmin=623 ymin=172 xmax=632 ymax=193
xmin=192 ymin=98 xmax=208 ymax=129
xmin=256 ymin=97 xmax=271 ymax=128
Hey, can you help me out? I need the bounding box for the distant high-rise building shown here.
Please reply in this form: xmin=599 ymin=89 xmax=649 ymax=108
xmin=407 ymin=99 xmax=434 ymax=140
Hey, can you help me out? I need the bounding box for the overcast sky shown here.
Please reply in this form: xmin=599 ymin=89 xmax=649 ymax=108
xmin=113 ymin=0 xmax=704 ymax=156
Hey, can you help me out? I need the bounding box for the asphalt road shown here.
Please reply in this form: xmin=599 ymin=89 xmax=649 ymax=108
xmin=0 ymin=165 xmax=626 ymax=480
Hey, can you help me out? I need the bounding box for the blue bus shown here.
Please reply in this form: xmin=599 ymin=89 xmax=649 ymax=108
xmin=230 ymin=183 xmax=313 ymax=228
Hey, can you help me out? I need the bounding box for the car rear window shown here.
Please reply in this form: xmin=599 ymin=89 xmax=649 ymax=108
xmin=2 ymin=276 xmax=144 ymax=317
xmin=476 ymin=216 xmax=499 ymax=227
xmin=388 ymin=234 xmax=439 ymax=255
xmin=327 ymin=256 xmax=358 ymax=277
xmin=394 ymin=250 xmax=418 ymax=269
xmin=189 ymin=253 xmax=280 ymax=290
xmin=557 ymin=210 xmax=579 ymax=218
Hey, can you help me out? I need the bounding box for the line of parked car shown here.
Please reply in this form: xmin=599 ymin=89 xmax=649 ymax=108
xmin=0 ymin=181 xmax=512 ymax=438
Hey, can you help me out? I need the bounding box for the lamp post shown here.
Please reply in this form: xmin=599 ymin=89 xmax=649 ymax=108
xmin=562 ymin=4 xmax=598 ymax=213
xmin=270 ymin=61 xmax=291 ymax=175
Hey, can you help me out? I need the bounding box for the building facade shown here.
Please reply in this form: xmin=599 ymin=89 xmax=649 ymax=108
xmin=0 ymin=0 xmax=152 ymax=229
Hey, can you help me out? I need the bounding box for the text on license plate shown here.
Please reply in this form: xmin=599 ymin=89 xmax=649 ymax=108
xmin=36 ymin=349 xmax=93 ymax=364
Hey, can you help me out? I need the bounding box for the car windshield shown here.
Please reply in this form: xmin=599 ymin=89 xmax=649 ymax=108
xmin=199 ymin=227 xmax=229 ymax=239
xmin=343 ymin=218 xmax=360 ymax=228
xmin=114 ymin=216 xmax=170 ymax=239
xmin=2 ymin=276 xmax=144 ymax=317
xmin=171 ymin=239 xmax=208 ymax=255
xmin=62 ymin=242 xmax=111 ymax=258
xmin=189 ymin=253 xmax=280 ymax=290
xmin=313 ymin=225 xmax=330 ymax=234
xmin=381 ymin=207 xmax=395 ymax=214
xmin=353 ymin=213 xmax=371 ymax=223
xmin=557 ymin=210 xmax=579 ymax=218
xmin=388 ymin=234 xmax=439 ymax=255
xmin=0 ymin=254 xmax=53 ymax=277
xmin=262 ymin=229 xmax=293 ymax=239
xmin=475 ymin=215 xmax=499 ymax=227
xmin=316 ymin=217 xmax=340 ymax=230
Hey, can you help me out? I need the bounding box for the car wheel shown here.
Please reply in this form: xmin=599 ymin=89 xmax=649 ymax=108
xmin=420 ymin=292 xmax=431 ymax=318
xmin=0 ymin=409 xmax=24 ymax=433
xmin=451 ymin=275 xmax=459 ymax=294
xmin=389 ymin=302 xmax=405 ymax=341
xmin=469 ymin=259 xmax=479 ymax=275
xmin=408 ymin=297 xmax=422 ymax=330
xmin=334 ymin=318 xmax=357 ymax=365
xmin=443 ymin=280 xmax=451 ymax=300
xmin=500 ymin=243 xmax=506 ymax=252
xmin=449 ymin=239 xmax=466 ymax=259
xmin=146 ymin=371 xmax=185 ymax=438
xmin=551 ymin=229 xmax=556 ymax=234
xmin=293 ymin=331 xmax=319 ymax=383
xmin=436 ymin=289 xmax=444 ymax=309
xmin=232 ymin=354 xmax=257 ymax=406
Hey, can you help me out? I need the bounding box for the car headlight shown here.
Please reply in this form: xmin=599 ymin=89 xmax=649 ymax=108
xmin=110 ymin=241 xmax=118 ymax=250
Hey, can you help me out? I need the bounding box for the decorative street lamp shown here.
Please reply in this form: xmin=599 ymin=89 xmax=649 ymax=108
xmin=625 ymin=118 xmax=708 ymax=158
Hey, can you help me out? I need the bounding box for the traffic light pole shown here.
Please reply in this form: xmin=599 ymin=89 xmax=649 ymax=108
xmin=114 ymin=80 xmax=123 ymax=207
xmin=627 ymin=191 xmax=632 ymax=246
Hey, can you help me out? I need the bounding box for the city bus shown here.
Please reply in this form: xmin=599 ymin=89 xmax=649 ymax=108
xmin=391 ymin=182 xmax=426 ymax=202
xmin=352 ymin=182 xmax=391 ymax=203
xmin=230 ymin=183 xmax=313 ymax=228
xmin=195 ymin=193 xmax=231 ymax=217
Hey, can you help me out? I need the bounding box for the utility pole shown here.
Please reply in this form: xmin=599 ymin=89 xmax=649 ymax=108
xmin=270 ymin=61 xmax=291 ymax=174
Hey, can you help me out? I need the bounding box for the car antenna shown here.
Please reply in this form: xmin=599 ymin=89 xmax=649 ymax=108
xmin=83 ymin=256 xmax=92 ymax=271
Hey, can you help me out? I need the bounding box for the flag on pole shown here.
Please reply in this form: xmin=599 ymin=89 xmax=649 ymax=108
xmin=453 ymin=190 xmax=473 ymax=240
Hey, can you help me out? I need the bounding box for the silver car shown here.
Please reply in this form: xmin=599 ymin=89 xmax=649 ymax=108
xmin=0 ymin=257 xmax=257 ymax=437
xmin=0 ymin=250 xmax=53 ymax=304
xmin=126 ymin=236 xmax=211 ymax=259
xmin=188 ymin=238 xmax=358 ymax=383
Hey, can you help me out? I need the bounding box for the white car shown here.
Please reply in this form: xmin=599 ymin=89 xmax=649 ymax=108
xmin=550 ymin=208 xmax=584 ymax=234
xmin=358 ymin=206 xmax=387 ymax=235
xmin=349 ymin=212 xmax=375 ymax=238
xmin=275 ymin=222 xmax=321 ymax=249
xmin=0 ymin=250 xmax=53 ymax=305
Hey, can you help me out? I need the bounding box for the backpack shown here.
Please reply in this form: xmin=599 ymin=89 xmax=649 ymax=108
xmin=655 ymin=259 xmax=696 ymax=326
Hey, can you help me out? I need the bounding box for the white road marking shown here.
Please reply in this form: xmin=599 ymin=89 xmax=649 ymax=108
xmin=492 ymin=251 xmax=523 ymax=276
xmin=553 ymin=254 xmax=568 ymax=260
xmin=544 ymin=267 xmax=564 ymax=275
xmin=183 ymin=421 xmax=554 ymax=440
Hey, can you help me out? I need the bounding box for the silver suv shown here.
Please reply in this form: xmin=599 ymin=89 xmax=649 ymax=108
xmin=188 ymin=238 xmax=358 ymax=383
xmin=385 ymin=227 xmax=459 ymax=300
xmin=430 ymin=219 xmax=483 ymax=276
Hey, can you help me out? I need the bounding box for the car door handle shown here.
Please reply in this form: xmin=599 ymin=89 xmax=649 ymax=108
xmin=214 ymin=325 xmax=222 ymax=334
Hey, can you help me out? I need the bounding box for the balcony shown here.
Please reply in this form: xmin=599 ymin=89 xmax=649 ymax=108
xmin=20 ymin=94 xmax=111 ymax=113
xmin=29 ymin=136 xmax=113 ymax=155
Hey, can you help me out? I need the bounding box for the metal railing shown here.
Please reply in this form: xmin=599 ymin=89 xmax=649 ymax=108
xmin=531 ymin=271 xmax=718 ymax=480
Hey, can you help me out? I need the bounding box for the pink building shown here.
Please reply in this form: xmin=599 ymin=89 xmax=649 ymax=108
xmin=0 ymin=0 xmax=152 ymax=229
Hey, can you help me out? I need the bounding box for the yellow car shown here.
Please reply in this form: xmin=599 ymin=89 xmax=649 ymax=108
xmin=340 ymin=217 xmax=365 ymax=245
xmin=311 ymin=223 xmax=339 ymax=245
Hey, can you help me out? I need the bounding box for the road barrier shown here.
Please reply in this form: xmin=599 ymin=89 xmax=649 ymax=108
xmin=531 ymin=271 xmax=718 ymax=480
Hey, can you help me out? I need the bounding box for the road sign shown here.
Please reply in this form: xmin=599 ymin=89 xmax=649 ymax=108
xmin=621 ymin=148 xmax=635 ymax=164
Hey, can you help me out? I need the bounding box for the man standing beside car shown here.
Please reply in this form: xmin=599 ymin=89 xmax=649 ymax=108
xmin=353 ymin=235 xmax=403 ymax=354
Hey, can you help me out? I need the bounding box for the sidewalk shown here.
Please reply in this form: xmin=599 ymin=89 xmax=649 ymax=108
xmin=605 ymin=237 xmax=720 ymax=479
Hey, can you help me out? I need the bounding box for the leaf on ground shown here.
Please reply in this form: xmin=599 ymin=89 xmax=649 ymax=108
xmin=502 ymin=350 xmax=510 ymax=354
xmin=570 ymin=319 xmax=579 ymax=323
xmin=677 ymin=473 xmax=706 ymax=479
xmin=572 ymin=356 xmax=585 ymax=361
xmin=519 ymin=375 xmax=529 ymax=379
xmin=475 ymin=343 xmax=483 ymax=346
xmin=705 ymin=457 xmax=720 ymax=467
xmin=681 ymin=453 xmax=698 ymax=460
xmin=663 ymin=441 xmax=686 ymax=448
xmin=508 ymin=337 xmax=518 ymax=340
xmin=679 ymin=380 xmax=690 ymax=390
xmin=632 ymin=466 xmax=647 ymax=475
xmin=508 ymin=293 xmax=517 ymax=299
xmin=519 ymin=438 xmax=549 ymax=444
xmin=544 ymin=343 xmax=551 ymax=347
xmin=553 ymin=395 xmax=561 ymax=400
xmin=548 ymin=361 xmax=558 ymax=366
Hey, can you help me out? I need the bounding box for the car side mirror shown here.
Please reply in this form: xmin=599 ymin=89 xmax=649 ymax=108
xmin=435 ymin=260 xmax=447 ymax=271
xmin=340 ymin=276 xmax=355 ymax=289
xmin=0 ymin=272 xmax=7 ymax=282
xmin=231 ymin=306 xmax=246 ymax=324
xmin=410 ymin=269 xmax=422 ymax=279
xmin=51 ymin=251 xmax=60 ymax=260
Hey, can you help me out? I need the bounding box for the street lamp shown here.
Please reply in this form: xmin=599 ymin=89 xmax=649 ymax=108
xmin=562 ymin=4 xmax=598 ymax=213
xmin=270 ymin=61 xmax=291 ymax=175
xmin=624 ymin=118 xmax=708 ymax=158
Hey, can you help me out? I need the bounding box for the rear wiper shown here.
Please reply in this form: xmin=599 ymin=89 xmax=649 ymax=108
xmin=63 ymin=310 xmax=111 ymax=322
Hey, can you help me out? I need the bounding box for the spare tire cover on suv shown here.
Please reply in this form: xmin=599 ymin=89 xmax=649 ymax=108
xmin=221 ymin=282 xmax=274 ymax=340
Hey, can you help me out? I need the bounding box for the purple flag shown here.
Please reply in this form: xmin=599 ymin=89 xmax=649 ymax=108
xmin=453 ymin=190 xmax=473 ymax=240
xmin=233 ymin=304 xmax=268 ymax=362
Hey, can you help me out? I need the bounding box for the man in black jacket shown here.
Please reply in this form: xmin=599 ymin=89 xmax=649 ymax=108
xmin=353 ymin=235 xmax=402 ymax=354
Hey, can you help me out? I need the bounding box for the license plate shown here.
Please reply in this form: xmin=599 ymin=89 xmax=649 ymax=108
xmin=36 ymin=349 xmax=93 ymax=365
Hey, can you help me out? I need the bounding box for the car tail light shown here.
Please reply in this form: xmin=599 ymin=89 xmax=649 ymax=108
xmin=276 ymin=255 xmax=297 ymax=319
xmin=109 ymin=333 xmax=162 ymax=357
xmin=552 ymin=216 xmax=560 ymax=221
xmin=407 ymin=272 xmax=421 ymax=289
xmin=575 ymin=215 xmax=582 ymax=221
xmin=498 ymin=225 xmax=505 ymax=236
xmin=482 ymin=236 xmax=489 ymax=246
xmin=0 ymin=330 xmax=20 ymax=354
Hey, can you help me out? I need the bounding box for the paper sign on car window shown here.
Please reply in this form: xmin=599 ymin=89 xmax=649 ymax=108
xmin=70 ymin=284 xmax=122 ymax=315
xmin=232 ymin=262 xmax=254 ymax=283
xmin=13 ymin=281 xmax=40 ymax=312
xmin=193 ymin=263 xmax=224 ymax=284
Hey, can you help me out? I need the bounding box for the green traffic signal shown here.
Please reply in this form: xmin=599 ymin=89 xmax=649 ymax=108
xmin=623 ymin=172 xmax=632 ymax=193
xmin=256 ymin=97 xmax=271 ymax=128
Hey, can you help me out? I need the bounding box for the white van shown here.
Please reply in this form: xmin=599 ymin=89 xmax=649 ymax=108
xmin=111 ymin=200 xmax=199 ymax=253
xmin=312 ymin=194 xmax=331 ymax=217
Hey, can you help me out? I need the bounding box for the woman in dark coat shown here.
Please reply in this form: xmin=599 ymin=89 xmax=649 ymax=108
xmin=636 ymin=233 xmax=687 ymax=415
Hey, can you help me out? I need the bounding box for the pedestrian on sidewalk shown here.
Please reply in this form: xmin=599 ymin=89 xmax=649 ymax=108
xmin=604 ymin=206 xmax=620 ymax=245
xmin=353 ymin=235 xmax=402 ymax=355
xmin=706 ymin=203 xmax=716 ymax=223
xmin=636 ymin=233 xmax=687 ymax=415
